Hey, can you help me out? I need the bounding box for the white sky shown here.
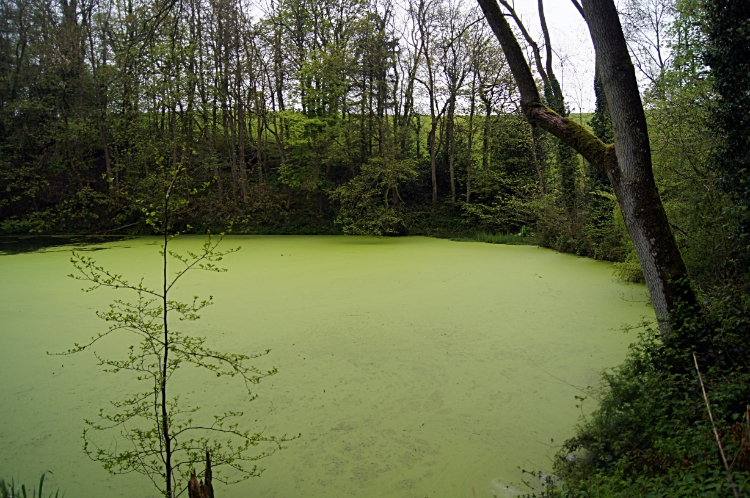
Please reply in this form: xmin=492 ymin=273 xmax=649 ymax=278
xmin=508 ymin=0 xmax=597 ymax=112
xmin=250 ymin=0 xmax=600 ymax=112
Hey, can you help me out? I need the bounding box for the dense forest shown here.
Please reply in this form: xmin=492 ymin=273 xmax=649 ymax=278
xmin=2 ymin=0 xmax=750 ymax=495
xmin=0 ymin=0 xmax=540 ymax=239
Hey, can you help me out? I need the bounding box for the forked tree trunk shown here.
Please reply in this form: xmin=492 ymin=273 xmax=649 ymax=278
xmin=476 ymin=0 xmax=695 ymax=328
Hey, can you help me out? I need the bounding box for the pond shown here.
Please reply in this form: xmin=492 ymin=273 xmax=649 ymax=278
xmin=0 ymin=235 xmax=651 ymax=498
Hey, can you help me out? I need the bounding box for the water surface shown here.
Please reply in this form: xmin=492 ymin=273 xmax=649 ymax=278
xmin=0 ymin=236 xmax=650 ymax=497
xmin=0 ymin=235 xmax=131 ymax=255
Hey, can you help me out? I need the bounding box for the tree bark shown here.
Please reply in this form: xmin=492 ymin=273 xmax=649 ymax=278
xmin=476 ymin=0 xmax=695 ymax=327
xmin=188 ymin=451 xmax=214 ymax=498
xmin=481 ymin=97 xmax=491 ymax=172
xmin=236 ymin=48 xmax=248 ymax=204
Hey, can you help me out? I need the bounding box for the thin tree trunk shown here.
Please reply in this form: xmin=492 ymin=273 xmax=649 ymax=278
xmin=429 ymin=118 xmax=438 ymax=210
xmin=161 ymin=181 xmax=174 ymax=498
xmin=482 ymin=101 xmax=491 ymax=172
xmin=466 ymin=75 xmax=477 ymax=203
xmin=211 ymin=99 xmax=223 ymax=199
xmin=86 ymin=19 xmax=114 ymax=195
xmin=256 ymin=101 xmax=265 ymax=205
xmin=225 ymin=104 xmax=238 ymax=199
xmin=538 ymin=0 xmax=576 ymax=214
xmin=238 ymin=101 xmax=248 ymax=204
xmin=447 ymin=94 xmax=456 ymax=203
xmin=236 ymin=46 xmax=247 ymax=204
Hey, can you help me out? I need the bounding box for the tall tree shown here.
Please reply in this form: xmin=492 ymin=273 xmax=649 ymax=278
xmin=499 ymin=0 xmax=576 ymax=213
xmin=412 ymin=0 xmax=446 ymax=210
xmin=476 ymin=0 xmax=696 ymax=326
xmin=438 ymin=2 xmax=476 ymax=203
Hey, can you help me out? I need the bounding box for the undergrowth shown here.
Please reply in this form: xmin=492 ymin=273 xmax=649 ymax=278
xmin=526 ymin=287 xmax=750 ymax=497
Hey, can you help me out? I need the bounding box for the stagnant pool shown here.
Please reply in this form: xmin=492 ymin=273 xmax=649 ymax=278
xmin=0 ymin=236 xmax=651 ymax=497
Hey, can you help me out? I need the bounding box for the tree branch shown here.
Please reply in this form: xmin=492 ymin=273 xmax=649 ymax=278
xmin=496 ymin=0 xmax=548 ymax=84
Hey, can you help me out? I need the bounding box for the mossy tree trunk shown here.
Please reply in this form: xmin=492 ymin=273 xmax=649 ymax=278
xmin=476 ymin=0 xmax=696 ymax=328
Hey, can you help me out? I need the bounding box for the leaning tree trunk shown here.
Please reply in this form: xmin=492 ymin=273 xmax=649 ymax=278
xmin=583 ymin=0 xmax=695 ymax=323
xmin=476 ymin=0 xmax=695 ymax=328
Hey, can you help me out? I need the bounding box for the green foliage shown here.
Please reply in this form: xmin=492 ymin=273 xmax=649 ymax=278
xmin=530 ymin=108 xmax=628 ymax=264
xmin=1 ymin=473 xmax=61 ymax=498
xmin=526 ymin=113 xmax=621 ymax=261
xmin=648 ymin=76 xmax=733 ymax=288
xmin=610 ymin=202 xmax=644 ymax=283
xmin=543 ymin=79 xmax=578 ymax=215
xmin=612 ymin=249 xmax=645 ymax=284
xmin=461 ymin=171 xmax=536 ymax=234
xmin=0 ymin=0 xmax=532 ymax=239
xmin=487 ymin=114 xmax=540 ymax=180
xmin=638 ymin=0 xmax=737 ymax=290
xmin=531 ymin=465 xmax=750 ymax=497
xmin=704 ymin=0 xmax=750 ymax=205
xmin=582 ymin=75 xmax=621 ymax=262
xmin=529 ymin=191 xmax=615 ymax=259
xmin=590 ymin=76 xmax=613 ymax=145
xmin=330 ymin=156 xmax=417 ymax=236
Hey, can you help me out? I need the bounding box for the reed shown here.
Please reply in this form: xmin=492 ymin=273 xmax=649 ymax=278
xmin=0 ymin=472 xmax=61 ymax=498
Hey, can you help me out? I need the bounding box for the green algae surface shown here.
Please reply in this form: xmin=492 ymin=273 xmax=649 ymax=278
xmin=0 ymin=236 xmax=651 ymax=498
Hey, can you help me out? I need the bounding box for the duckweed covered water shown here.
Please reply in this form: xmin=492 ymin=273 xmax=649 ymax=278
xmin=0 ymin=236 xmax=651 ymax=497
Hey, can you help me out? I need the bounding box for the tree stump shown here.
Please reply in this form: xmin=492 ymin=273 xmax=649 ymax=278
xmin=188 ymin=451 xmax=214 ymax=498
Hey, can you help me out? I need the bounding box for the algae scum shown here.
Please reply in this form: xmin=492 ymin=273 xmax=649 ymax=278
xmin=0 ymin=236 xmax=650 ymax=497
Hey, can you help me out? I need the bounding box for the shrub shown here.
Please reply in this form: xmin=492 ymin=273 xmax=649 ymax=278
xmin=529 ymin=288 xmax=750 ymax=497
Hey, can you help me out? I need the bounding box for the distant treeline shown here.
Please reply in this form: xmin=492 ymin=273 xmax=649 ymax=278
xmin=0 ymin=0 xmax=605 ymax=244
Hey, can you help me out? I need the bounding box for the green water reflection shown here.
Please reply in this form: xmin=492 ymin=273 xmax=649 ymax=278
xmin=0 ymin=236 xmax=651 ymax=497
